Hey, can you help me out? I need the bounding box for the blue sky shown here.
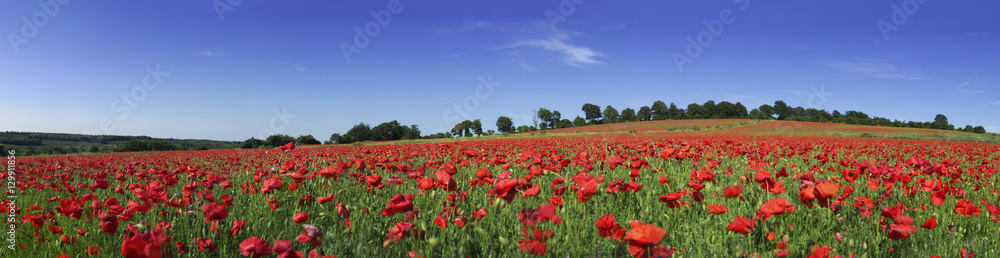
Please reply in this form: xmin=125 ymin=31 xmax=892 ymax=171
xmin=2 ymin=0 xmax=998 ymax=141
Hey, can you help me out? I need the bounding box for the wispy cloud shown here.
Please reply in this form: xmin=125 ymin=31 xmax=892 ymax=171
xmin=428 ymin=21 xmax=504 ymax=34
xmin=432 ymin=20 xmax=604 ymax=68
xmin=198 ymin=51 xmax=224 ymax=57
xmin=822 ymin=61 xmax=926 ymax=80
xmin=278 ymin=62 xmax=306 ymax=71
xmin=496 ymin=32 xmax=603 ymax=67
xmin=988 ymin=100 xmax=1000 ymax=105
xmin=957 ymin=71 xmax=985 ymax=94
xmin=968 ymin=31 xmax=990 ymax=37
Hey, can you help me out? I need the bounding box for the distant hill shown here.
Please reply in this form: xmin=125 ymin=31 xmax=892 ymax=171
xmin=0 ymin=131 xmax=239 ymax=156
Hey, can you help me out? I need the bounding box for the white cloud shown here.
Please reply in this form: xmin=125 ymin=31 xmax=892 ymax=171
xmin=428 ymin=21 xmax=500 ymax=34
xmin=198 ymin=51 xmax=224 ymax=57
xmin=968 ymin=31 xmax=990 ymax=37
xmin=278 ymin=62 xmax=306 ymax=71
xmin=822 ymin=61 xmax=925 ymax=80
xmin=497 ymin=32 xmax=603 ymax=67
xmin=988 ymin=100 xmax=1000 ymax=105
xmin=957 ymin=71 xmax=986 ymax=94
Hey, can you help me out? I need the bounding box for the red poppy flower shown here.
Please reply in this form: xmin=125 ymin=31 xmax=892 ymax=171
xmin=381 ymin=193 xmax=414 ymax=217
xmin=955 ymin=199 xmax=981 ymax=217
xmin=723 ymin=185 xmax=743 ymax=198
xmin=272 ymin=239 xmax=301 ymax=258
xmin=202 ymin=202 xmax=229 ymax=223
xmin=261 ymin=177 xmax=284 ymax=194
xmin=706 ymin=204 xmax=729 ymax=214
xmin=577 ymin=179 xmax=600 ymax=203
xmin=596 ymin=214 xmax=626 ymax=240
xmin=728 ymin=216 xmax=753 ymax=235
xmin=659 ymin=191 xmax=684 ymax=209
xmin=194 ymin=237 xmax=218 ymax=252
xmin=48 ymin=225 xmax=63 ymax=234
xmin=98 ymin=212 xmax=119 ymax=234
xmin=317 ymin=193 xmax=336 ymax=204
xmin=758 ymin=197 xmax=796 ymax=220
xmin=472 ymin=208 xmax=489 ymax=221
xmin=293 ymin=212 xmax=309 ymax=223
xmin=88 ymin=246 xmax=101 ymax=256
xmin=231 ymin=220 xmax=246 ymax=237
xmin=434 ymin=216 xmax=448 ymax=229
xmin=548 ymin=196 xmax=564 ymax=207
xmin=522 ymin=184 xmax=541 ymax=198
xmin=920 ymin=216 xmax=937 ymax=230
xmin=239 ymin=236 xmax=272 ymax=258
xmin=623 ymin=222 xmax=666 ymax=246
xmin=383 ymin=221 xmax=415 ymax=248
xmin=887 ymin=223 xmax=917 ymax=240
xmin=295 ymin=224 xmax=324 ymax=247
xmin=58 ymin=199 xmax=83 ymax=220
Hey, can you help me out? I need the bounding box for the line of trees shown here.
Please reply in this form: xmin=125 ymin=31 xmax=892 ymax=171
xmin=438 ymin=99 xmax=987 ymax=137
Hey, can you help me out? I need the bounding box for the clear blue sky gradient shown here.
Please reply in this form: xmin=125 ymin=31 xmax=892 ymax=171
xmin=2 ymin=0 xmax=998 ymax=141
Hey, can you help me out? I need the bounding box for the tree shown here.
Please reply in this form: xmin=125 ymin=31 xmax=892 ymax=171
xmin=582 ymin=103 xmax=602 ymax=124
xmin=637 ymin=106 xmax=652 ymax=121
xmin=573 ymin=116 xmax=588 ymax=127
xmin=403 ymin=125 xmax=421 ymax=140
xmin=496 ymin=116 xmax=514 ymax=134
xmin=556 ymin=119 xmax=574 ymax=128
xmin=702 ymin=101 xmax=717 ymax=118
xmin=602 ymin=105 xmax=620 ymax=123
xmin=963 ymin=125 xmax=974 ymax=132
xmin=0 ymin=144 xmax=6 ymax=155
xmin=537 ymin=108 xmax=553 ymax=129
xmin=686 ymin=103 xmax=703 ymax=118
xmin=485 ymin=130 xmax=496 ymax=136
xmin=114 ymin=139 xmax=178 ymax=152
xmin=451 ymin=120 xmax=472 ymax=137
xmin=651 ymin=101 xmax=668 ymax=120
xmin=517 ymin=125 xmax=536 ymax=133
xmin=973 ymin=126 xmax=986 ymax=134
xmin=620 ymin=108 xmax=637 ymax=122
xmin=296 ymin=135 xmax=321 ymax=145
xmin=773 ymin=101 xmax=792 ymax=120
xmin=748 ymin=109 xmax=765 ymax=119
xmin=667 ymin=103 xmax=685 ymax=119
xmin=932 ymin=114 xmax=950 ymax=130
xmin=734 ymin=102 xmax=748 ymax=118
xmin=327 ymin=133 xmax=341 ymax=144
xmin=266 ymin=134 xmax=296 ymax=147
xmin=471 ymin=119 xmax=484 ymax=136
xmin=340 ymin=123 xmax=372 ymax=143
xmin=758 ymin=104 xmax=774 ymax=119
xmin=372 ymin=120 xmax=406 ymax=141
xmin=551 ymin=111 xmax=562 ymax=128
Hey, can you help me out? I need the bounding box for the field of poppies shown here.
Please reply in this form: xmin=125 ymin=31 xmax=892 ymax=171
xmin=5 ymin=121 xmax=1000 ymax=257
